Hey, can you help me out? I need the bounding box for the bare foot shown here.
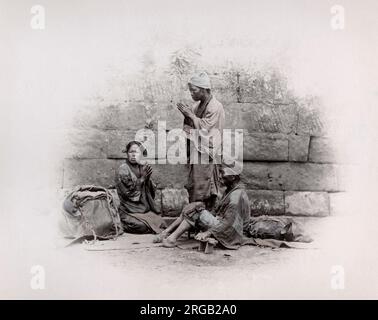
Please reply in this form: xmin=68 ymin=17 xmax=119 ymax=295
xmin=153 ymin=232 xmax=168 ymax=243
xmin=162 ymin=238 xmax=177 ymax=248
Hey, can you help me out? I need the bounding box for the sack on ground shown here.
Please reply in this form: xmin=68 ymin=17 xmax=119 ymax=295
xmin=248 ymin=216 xmax=312 ymax=243
xmin=59 ymin=185 xmax=123 ymax=240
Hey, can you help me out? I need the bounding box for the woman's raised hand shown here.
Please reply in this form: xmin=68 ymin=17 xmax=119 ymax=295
xmin=141 ymin=164 xmax=153 ymax=181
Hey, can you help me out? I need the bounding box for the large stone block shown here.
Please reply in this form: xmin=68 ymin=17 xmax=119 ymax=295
xmin=241 ymin=162 xmax=339 ymax=191
xmin=246 ymin=190 xmax=285 ymax=216
xmin=288 ymin=134 xmax=310 ymax=162
xmin=224 ymin=103 xmax=243 ymax=129
xmin=63 ymin=159 xmax=120 ymax=188
xmin=296 ymin=101 xmax=328 ymax=136
xmin=146 ymin=102 xmax=189 ymax=131
xmin=161 ymin=188 xmax=189 ymax=217
xmin=151 ymin=164 xmax=189 ymax=189
xmin=73 ymin=103 xmax=149 ymax=131
xmin=309 ymin=137 xmax=336 ymax=163
xmin=106 ymin=130 xmax=138 ymax=159
xmin=284 ymin=191 xmax=330 ymax=217
xmin=61 ymin=129 xmax=108 ymax=159
xmin=243 ymin=132 xmax=288 ymax=161
xmin=225 ymin=103 xmax=298 ymax=134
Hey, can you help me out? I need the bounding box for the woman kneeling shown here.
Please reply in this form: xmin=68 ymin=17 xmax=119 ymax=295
xmin=115 ymin=141 xmax=166 ymax=234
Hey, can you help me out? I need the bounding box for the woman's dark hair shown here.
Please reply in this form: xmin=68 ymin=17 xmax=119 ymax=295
xmin=122 ymin=140 xmax=147 ymax=156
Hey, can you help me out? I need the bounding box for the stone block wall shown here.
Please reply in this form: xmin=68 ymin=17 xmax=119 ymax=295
xmin=61 ymin=64 xmax=346 ymax=219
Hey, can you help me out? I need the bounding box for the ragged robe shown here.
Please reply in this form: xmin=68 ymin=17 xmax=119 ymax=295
xmin=115 ymin=160 xmax=166 ymax=234
xmin=183 ymin=96 xmax=225 ymax=207
xmin=209 ymin=183 xmax=251 ymax=249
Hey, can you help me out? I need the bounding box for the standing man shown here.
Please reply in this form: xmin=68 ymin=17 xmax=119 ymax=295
xmin=176 ymin=71 xmax=225 ymax=210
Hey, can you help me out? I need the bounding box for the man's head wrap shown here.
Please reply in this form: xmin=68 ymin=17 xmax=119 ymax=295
xmin=188 ymin=71 xmax=211 ymax=89
xmin=221 ymin=159 xmax=243 ymax=176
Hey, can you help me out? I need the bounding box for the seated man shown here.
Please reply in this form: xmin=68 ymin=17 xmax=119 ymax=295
xmin=156 ymin=162 xmax=251 ymax=249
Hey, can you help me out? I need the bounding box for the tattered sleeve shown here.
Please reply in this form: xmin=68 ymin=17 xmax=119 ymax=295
xmin=187 ymin=104 xmax=223 ymax=155
xmin=197 ymin=105 xmax=223 ymax=131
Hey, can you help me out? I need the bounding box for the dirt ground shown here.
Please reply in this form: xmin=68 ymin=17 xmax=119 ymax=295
xmin=74 ymin=233 xmax=291 ymax=277
xmin=1 ymin=214 xmax=378 ymax=299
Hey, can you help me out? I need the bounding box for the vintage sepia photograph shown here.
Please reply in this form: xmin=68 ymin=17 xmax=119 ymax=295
xmin=1 ymin=0 xmax=378 ymax=301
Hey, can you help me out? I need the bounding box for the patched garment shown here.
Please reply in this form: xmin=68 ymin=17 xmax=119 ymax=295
xmin=115 ymin=160 xmax=166 ymax=234
xmin=183 ymin=96 xmax=225 ymax=205
xmin=209 ymin=183 xmax=251 ymax=249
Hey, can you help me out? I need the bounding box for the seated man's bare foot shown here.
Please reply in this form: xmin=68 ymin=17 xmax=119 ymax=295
xmin=162 ymin=238 xmax=177 ymax=248
xmin=153 ymin=232 xmax=168 ymax=243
